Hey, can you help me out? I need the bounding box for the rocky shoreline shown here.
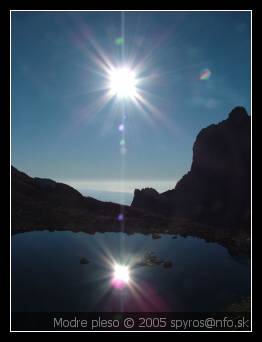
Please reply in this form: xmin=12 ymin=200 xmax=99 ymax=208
xmin=12 ymin=215 xmax=250 ymax=257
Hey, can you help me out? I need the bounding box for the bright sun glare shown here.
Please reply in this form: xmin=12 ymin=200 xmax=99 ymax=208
xmin=113 ymin=264 xmax=130 ymax=283
xmin=109 ymin=67 xmax=137 ymax=99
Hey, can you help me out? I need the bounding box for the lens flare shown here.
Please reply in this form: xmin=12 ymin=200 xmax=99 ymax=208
xmin=117 ymin=213 xmax=124 ymax=221
xmin=199 ymin=68 xmax=211 ymax=81
xmin=120 ymin=139 xmax=125 ymax=146
xmin=115 ymin=37 xmax=125 ymax=46
xmin=112 ymin=264 xmax=130 ymax=288
xmin=118 ymin=123 xmax=125 ymax=131
xmin=120 ymin=146 xmax=127 ymax=155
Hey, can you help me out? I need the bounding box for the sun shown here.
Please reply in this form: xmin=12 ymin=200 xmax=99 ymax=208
xmin=109 ymin=67 xmax=138 ymax=99
xmin=113 ymin=264 xmax=130 ymax=282
xmin=112 ymin=263 xmax=130 ymax=288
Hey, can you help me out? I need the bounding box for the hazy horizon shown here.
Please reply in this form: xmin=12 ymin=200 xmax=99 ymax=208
xmin=61 ymin=179 xmax=177 ymax=204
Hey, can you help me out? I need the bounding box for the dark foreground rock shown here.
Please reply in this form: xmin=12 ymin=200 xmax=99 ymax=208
xmin=225 ymin=297 xmax=251 ymax=312
xmin=134 ymin=251 xmax=173 ymax=268
xmin=163 ymin=261 xmax=173 ymax=268
xmin=152 ymin=232 xmax=161 ymax=239
xmin=80 ymin=257 xmax=90 ymax=265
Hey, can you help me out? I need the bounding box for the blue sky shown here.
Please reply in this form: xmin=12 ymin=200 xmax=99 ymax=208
xmin=11 ymin=11 xmax=251 ymax=194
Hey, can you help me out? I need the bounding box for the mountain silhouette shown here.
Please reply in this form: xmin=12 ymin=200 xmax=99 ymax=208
xmin=131 ymin=106 xmax=251 ymax=230
xmin=11 ymin=166 xmax=166 ymax=233
xmin=11 ymin=166 xmax=115 ymax=230
xmin=11 ymin=106 xmax=251 ymax=255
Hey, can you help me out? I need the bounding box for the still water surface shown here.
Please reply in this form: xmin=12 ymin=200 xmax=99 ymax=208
xmin=12 ymin=231 xmax=250 ymax=312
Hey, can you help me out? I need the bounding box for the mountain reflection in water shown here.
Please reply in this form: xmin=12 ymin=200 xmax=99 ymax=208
xmin=12 ymin=231 xmax=251 ymax=312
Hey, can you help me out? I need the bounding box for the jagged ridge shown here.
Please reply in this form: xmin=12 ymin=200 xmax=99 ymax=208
xmin=131 ymin=107 xmax=251 ymax=230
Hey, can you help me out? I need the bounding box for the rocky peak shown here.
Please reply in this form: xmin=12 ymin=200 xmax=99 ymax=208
xmin=134 ymin=188 xmax=159 ymax=196
xmin=228 ymin=106 xmax=249 ymax=122
xmin=131 ymin=188 xmax=163 ymax=213
xmin=131 ymin=107 xmax=251 ymax=229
